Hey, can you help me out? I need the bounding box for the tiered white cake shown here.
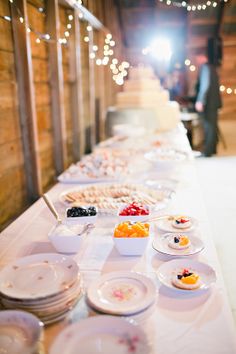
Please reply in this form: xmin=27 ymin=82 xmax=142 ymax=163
xmin=115 ymin=66 xmax=180 ymax=131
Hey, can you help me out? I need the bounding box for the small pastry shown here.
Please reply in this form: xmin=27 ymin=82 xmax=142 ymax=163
xmin=172 ymin=216 xmax=191 ymax=229
xmin=172 ymin=268 xmax=201 ymax=290
xmin=168 ymin=235 xmax=191 ymax=250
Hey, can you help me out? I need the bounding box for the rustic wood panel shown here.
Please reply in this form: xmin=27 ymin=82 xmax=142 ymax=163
xmin=46 ymin=0 xmax=67 ymax=173
xmin=11 ymin=0 xmax=42 ymax=201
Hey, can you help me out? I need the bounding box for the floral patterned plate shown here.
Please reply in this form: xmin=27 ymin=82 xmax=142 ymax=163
xmin=50 ymin=315 xmax=150 ymax=354
xmin=0 ymin=254 xmax=79 ymax=300
xmin=86 ymin=271 xmax=156 ymax=315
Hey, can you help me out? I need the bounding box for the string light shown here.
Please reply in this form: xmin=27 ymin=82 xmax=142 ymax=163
xmin=4 ymin=0 xmax=130 ymax=86
xmin=96 ymin=59 xmax=102 ymax=66
xmin=189 ymin=65 xmax=196 ymax=72
xmin=185 ymin=59 xmax=191 ymax=66
xmin=157 ymin=0 xmax=227 ymax=11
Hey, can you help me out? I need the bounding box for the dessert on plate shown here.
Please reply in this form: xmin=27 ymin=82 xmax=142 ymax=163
xmin=168 ymin=234 xmax=191 ymax=250
xmin=172 ymin=215 xmax=191 ymax=229
xmin=172 ymin=268 xmax=201 ymax=290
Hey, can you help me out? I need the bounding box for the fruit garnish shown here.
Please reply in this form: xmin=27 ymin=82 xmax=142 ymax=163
xmin=179 ymin=236 xmax=189 ymax=246
xmin=180 ymin=274 xmax=199 ymax=285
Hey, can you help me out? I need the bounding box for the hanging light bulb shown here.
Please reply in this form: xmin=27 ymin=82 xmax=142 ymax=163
xmin=68 ymin=14 xmax=73 ymax=21
xmin=106 ymin=33 xmax=112 ymax=40
xmin=96 ymin=59 xmax=102 ymax=65
xmin=84 ymin=36 xmax=89 ymax=42
xmin=93 ymin=45 xmax=98 ymax=51
xmin=87 ymin=25 xmax=92 ymax=31
xmin=112 ymin=58 xmax=118 ymax=65
xmin=90 ymin=53 xmax=96 ymax=59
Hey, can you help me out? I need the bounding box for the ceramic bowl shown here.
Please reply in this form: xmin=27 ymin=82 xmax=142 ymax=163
xmin=0 ymin=310 xmax=43 ymax=354
xmin=48 ymin=223 xmax=87 ymax=253
xmin=117 ymin=203 xmax=150 ymax=223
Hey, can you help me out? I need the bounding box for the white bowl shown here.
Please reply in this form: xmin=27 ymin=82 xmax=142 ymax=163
xmin=113 ymin=235 xmax=149 ymax=256
xmin=118 ymin=203 xmax=150 ymax=223
xmin=65 ymin=207 xmax=98 ymax=224
xmin=48 ymin=223 xmax=86 ymax=253
xmin=0 ymin=310 xmax=43 ymax=354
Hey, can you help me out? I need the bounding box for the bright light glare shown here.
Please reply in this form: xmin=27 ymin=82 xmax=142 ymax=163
xmin=149 ymin=38 xmax=172 ymax=62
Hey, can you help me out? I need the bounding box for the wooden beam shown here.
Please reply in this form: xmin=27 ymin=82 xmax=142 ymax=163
xmin=88 ymin=28 xmax=96 ymax=149
xmin=46 ymin=0 xmax=67 ymax=174
xmin=10 ymin=0 xmax=42 ymax=202
xmin=68 ymin=9 xmax=84 ymax=161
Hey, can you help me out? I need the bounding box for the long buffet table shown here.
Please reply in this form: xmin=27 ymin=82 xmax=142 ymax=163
xmin=1 ymin=126 xmax=236 ymax=354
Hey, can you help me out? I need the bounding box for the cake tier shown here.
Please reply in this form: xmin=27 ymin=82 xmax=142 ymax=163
xmin=129 ymin=66 xmax=155 ymax=80
xmin=153 ymin=102 xmax=180 ymax=131
xmin=124 ymin=79 xmax=161 ymax=92
xmin=116 ymin=90 xmax=170 ymax=108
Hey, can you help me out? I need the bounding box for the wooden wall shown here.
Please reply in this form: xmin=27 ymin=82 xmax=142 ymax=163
xmin=0 ymin=1 xmax=28 ymax=227
xmin=0 ymin=0 xmax=124 ymax=230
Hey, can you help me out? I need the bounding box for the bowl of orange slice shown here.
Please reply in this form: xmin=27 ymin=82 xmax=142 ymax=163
xmin=113 ymin=221 xmax=150 ymax=256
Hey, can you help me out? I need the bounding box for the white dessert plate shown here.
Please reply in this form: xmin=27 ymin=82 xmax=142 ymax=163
xmin=0 ymin=254 xmax=79 ymax=300
xmin=50 ymin=315 xmax=150 ymax=354
xmin=87 ymin=271 xmax=156 ymax=315
xmin=0 ymin=310 xmax=43 ymax=354
xmin=156 ymin=259 xmax=216 ymax=293
xmin=152 ymin=234 xmax=204 ymax=257
xmin=156 ymin=216 xmax=198 ymax=233
xmin=144 ymin=148 xmax=188 ymax=163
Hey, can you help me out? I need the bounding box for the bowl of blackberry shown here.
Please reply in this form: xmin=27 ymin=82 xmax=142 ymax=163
xmin=66 ymin=206 xmax=98 ymax=224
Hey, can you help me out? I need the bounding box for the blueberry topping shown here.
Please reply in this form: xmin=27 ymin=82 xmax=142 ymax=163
xmin=67 ymin=206 xmax=97 ymax=217
xmin=174 ymin=236 xmax=180 ymax=243
xmin=177 ymin=275 xmax=182 ymax=279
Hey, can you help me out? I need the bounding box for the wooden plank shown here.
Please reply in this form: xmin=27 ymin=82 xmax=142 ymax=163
xmin=10 ymin=0 xmax=42 ymax=202
xmin=88 ymin=27 xmax=96 ymax=149
xmin=46 ymin=0 xmax=67 ymax=174
xmin=68 ymin=10 xmax=84 ymax=161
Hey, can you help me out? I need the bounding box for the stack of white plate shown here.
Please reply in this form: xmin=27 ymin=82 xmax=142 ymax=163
xmin=0 ymin=254 xmax=82 ymax=325
xmin=86 ymin=271 xmax=156 ymax=316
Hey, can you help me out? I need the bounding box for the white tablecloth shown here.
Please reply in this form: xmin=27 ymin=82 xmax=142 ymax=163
xmin=0 ymin=128 xmax=236 ymax=354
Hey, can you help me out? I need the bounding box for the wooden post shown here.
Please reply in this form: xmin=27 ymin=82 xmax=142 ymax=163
xmin=98 ymin=31 xmax=106 ymax=141
xmin=68 ymin=10 xmax=84 ymax=161
xmin=88 ymin=27 xmax=96 ymax=149
xmin=10 ymin=0 xmax=42 ymax=201
xmin=46 ymin=0 xmax=67 ymax=173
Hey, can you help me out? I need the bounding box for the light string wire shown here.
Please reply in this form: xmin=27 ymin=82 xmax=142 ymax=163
xmin=1 ymin=0 xmax=130 ymax=85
